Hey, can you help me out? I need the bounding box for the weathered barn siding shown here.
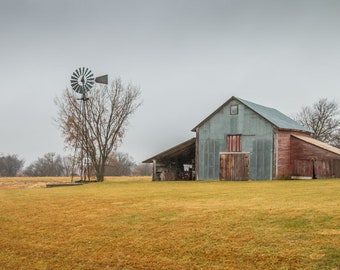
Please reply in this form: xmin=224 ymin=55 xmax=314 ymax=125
xmin=314 ymin=160 xmax=335 ymax=178
xmin=291 ymin=159 xmax=340 ymax=178
xmin=334 ymin=159 xmax=340 ymax=177
xmin=197 ymin=100 xmax=274 ymax=180
xmin=251 ymin=138 xmax=273 ymax=180
xmin=276 ymin=130 xmax=291 ymax=178
xmin=276 ymin=130 xmax=310 ymax=179
xmin=291 ymin=135 xmax=340 ymax=178
xmin=291 ymin=159 xmax=313 ymax=177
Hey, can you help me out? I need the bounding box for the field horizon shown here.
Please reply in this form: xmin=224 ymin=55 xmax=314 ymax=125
xmin=0 ymin=177 xmax=339 ymax=269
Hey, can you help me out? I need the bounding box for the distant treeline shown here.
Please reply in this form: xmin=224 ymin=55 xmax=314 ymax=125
xmin=0 ymin=152 xmax=151 ymax=177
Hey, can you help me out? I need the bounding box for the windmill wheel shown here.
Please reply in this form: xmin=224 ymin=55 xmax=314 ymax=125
xmin=70 ymin=67 xmax=95 ymax=94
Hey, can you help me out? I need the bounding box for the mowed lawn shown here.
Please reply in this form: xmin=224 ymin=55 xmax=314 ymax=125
xmin=0 ymin=177 xmax=339 ymax=270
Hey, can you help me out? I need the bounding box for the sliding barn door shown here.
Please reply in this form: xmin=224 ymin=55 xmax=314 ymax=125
xmin=220 ymin=152 xmax=249 ymax=181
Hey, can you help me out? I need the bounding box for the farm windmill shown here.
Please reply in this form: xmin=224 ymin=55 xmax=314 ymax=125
xmin=70 ymin=67 xmax=108 ymax=181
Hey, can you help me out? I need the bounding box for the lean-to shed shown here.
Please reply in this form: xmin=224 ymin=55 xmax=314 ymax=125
xmin=143 ymin=138 xmax=196 ymax=181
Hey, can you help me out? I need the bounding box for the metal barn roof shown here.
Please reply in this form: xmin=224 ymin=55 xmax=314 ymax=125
xmin=238 ymin=97 xmax=311 ymax=132
xmin=192 ymin=96 xmax=311 ymax=133
xmin=143 ymin=138 xmax=196 ymax=163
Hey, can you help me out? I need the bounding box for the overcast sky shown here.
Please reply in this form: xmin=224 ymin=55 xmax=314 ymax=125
xmin=1 ymin=0 xmax=340 ymax=165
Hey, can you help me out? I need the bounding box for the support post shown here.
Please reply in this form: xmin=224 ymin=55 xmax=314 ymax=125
xmin=152 ymin=159 xmax=157 ymax=181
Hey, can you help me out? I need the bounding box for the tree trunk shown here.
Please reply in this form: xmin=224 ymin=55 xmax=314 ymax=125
xmin=97 ymin=174 xmax=104 ymax=182
xmin=95 ymin=162 xmax=106 ymax=182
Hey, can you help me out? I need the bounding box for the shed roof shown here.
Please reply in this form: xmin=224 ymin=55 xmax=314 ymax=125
xmin=192 ymin=96 xmax=311 ymax=133
xmin=292 ymin=134 xmax=340 ymax=156
xmin=143 ymin=138 xmax=196 ymax=163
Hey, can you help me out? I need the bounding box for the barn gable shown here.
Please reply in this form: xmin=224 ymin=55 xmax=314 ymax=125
xmin=192 ymin=96 xmax=311 ymax=133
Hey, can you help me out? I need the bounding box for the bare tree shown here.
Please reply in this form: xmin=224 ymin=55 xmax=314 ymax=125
xmin=132 ymin=163 xmax=152 ymax=176
xmin=333 ymin=129 xmax=340 ymax=148
xmin=61 ymin=155 xmax=76 ymax=177
xmin=23 ymin=152 xmax=65 ymax=177
xmin=0 ymin=154 xmax=24 ymax=176
xmin=105 ymin=152 xmax=136 ymax=176
xmin=295 ymin=98 xmax=340 ymax=146
xmin=55 ymin=79 xmax=141 ymax=181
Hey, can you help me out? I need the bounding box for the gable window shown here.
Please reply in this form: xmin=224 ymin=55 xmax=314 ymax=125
xmin=227 ymin=135 xmax=241 ymax=152
xmin=230 ymin=105 xmax=238 ymax=115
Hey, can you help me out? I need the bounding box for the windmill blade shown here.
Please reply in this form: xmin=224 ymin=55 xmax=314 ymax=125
xmin=87 ymin=83 xmax=94 ymax=90
xmin=71 ymin=82 xmax=78 ymax=88
xmin=77 ymin=85 xmax=83 ymax=93
xmin=70 ymin=75 xmax=78 ymax=82
xmin=85 ymin=85 xmax=91 ymax=92
xmin=70 ymin=77 xmax=78 ymax=83
xmin=73 ymin=85 xmax=80 ymax=93
xmin=71 ymin=81 xmax=79 ymax=89
xmin=85 ymin=68 xmax=92 ymax=77
xmin=87 ymin=79 xmax=94 ymax=85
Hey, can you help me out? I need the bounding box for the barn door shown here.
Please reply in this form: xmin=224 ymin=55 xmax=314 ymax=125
xmin=220 ymin=152 xmax=249 ymax=181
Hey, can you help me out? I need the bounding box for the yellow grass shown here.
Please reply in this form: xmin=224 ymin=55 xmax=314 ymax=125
xmin=0 ymin=177 xmax=339 ymax=269
xmin=0 ymin=176 xmax=151 ymax=189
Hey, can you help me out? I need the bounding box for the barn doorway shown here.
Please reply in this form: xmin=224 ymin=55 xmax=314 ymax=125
xmin=219 ymin=152 xmax=249 ymax=181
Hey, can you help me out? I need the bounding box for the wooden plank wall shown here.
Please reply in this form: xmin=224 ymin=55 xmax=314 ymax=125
xmin=291 ymin=159 xmax=313 ymax=177
xmin=292 ymin=159 xmax=340 ymax=178
xmin=334 ymin=159 xmax=340 ymax=177
xmin=290 ymin=135 xmax=340 ymax=178
xmin=277 ymin=130 xmax=309 ymax=179
xmin=220 ymin=153 xmax=249 ymax=181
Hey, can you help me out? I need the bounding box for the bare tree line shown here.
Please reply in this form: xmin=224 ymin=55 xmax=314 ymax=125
xmin=0 ymin=152 xmax=152 ymax=177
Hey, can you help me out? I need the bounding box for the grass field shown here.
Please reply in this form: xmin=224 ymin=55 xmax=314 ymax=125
xmin=0 ymin=177 xmax=339 ymax=270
